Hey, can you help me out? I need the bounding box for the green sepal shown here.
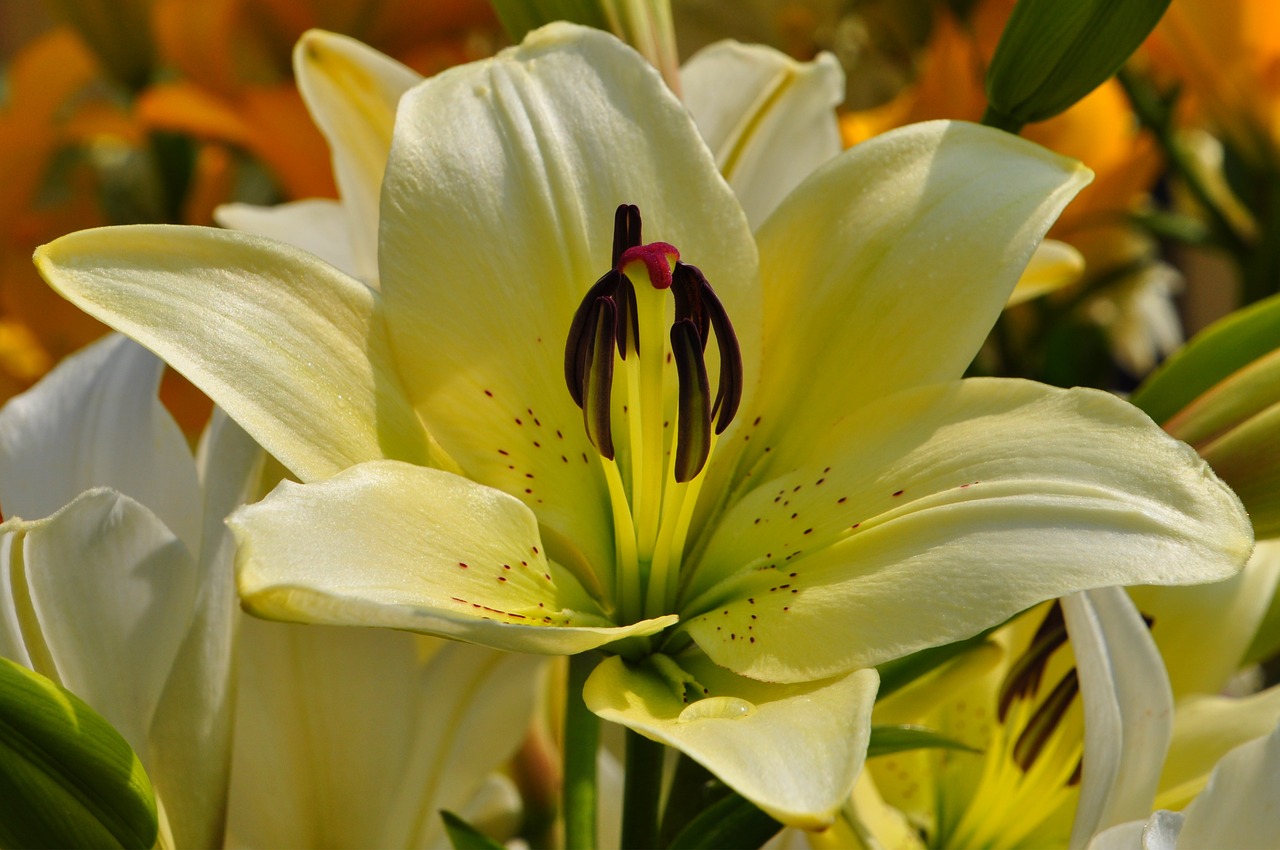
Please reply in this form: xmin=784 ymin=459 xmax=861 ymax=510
xmin=1131 ymin=291 xmax=1280 ymax=537
xmin=1132 ymin=291 xmax=1280 ymax=424
xmin=440 ymin=810 xmax=506 ymax=850
xmin=489 ymin=0 xmax=611 ymax=41
xmin=666 ymin=791 xmax=781 ymax=850
xmin=983 ymin=0 xmax=1171 ymax=131
xmin=867 ymin=725 xmax=981 ymax=758
xmin=0 ymin=656 xmax=158 ymax=850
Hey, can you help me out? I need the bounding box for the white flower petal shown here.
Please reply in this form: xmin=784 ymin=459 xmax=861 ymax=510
xmin=682 ymin=41 xmax=844 ymax=229
xmin=0 ymin=334 xmax=200 ymax=551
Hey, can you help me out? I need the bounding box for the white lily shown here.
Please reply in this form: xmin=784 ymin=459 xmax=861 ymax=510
xmin=0 ymin=334 xmax=540 ymax=848
xmin=34 ymin=24 xmax=1251 ymax=827
xmin=0 ymin=333 xmax=262 ymax=848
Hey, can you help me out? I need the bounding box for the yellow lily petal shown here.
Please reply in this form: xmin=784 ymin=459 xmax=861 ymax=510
xmin=34 ymin=225 xmax=430 ymax=482
xmin=584 ymin=653 xmax=878 ymax=829
xmin=685 ymin=379 xmax=1250 ymax=682
xmin=1007 ymin=239 xmax=1086 ymax=307
xmin=748 ymin=121 xmax=1091 ymax=472
xmin=681 ymin=40 xmax=844 ymax=230
xmin=1131 ymin=540 xmax=1280 ymax=698
xmin=1156 ymin=687 xmax=1280 ymax=810
xmin=1173 ymin=719 xmax=1280 ymax=849
xmin=295 ymin=29 xmax=423 ymax=286
xmin=379 ymin=22 xmax=760 ymax=586
xmin=232 ymin=460 xmax=676 ymax=654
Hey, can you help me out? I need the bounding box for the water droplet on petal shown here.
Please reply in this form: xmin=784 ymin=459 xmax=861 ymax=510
xmin=677 ymin=696 xmax=756 ymax=722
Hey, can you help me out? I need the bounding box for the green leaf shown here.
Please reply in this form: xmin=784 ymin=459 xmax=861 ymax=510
xmin=983 ymin=0 xmax=1172 ymax=131
xmin=867 ymin=725 xmax=980 ymax=758
xmin=1131 ymin=290 xmax=1280 ymax=425
xmin=666 ymin=791 xmax=781 ymax=850
xmin=440 ymin=810 xmax=506 ymax=850
xmin=0 ymin=657 xmax=158 ymax=849
xmin=489 ymin=0 xmax=610 ymax=41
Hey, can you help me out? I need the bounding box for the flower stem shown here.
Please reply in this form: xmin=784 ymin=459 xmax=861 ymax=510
xmin=622 ymin=730 xmax=665 ymax=849
xmin=564 ymin=654 xmax=600 ymax=850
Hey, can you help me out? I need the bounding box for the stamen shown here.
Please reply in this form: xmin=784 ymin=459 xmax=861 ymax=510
xmin=671 ymin=319 xmax=712 ymax=483
xmin=997 ymin=601 xmax=1067 ymax=721
xmin=564 ymin=203 xmax=744 ymax=622
xmin=1012 ymin=669 xmax=1080 ymax=770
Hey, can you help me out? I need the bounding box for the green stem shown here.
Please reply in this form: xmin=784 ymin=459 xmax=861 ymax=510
xmin=564 ymin=654 xmax=600 ymax=850
xmin=980 ymin=104 xmax=1025 ymax=135
xmin=1116 ymin=67 xmax=1252 ymax=258
xmin=621 ymin=731 xmax=665 ymax=850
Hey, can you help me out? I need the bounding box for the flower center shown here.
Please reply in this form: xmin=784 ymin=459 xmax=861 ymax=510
xmin=941 ymin=603 xmax=1084 ymax=849
xmin=564 ymin=204 xmax=742 ymax=623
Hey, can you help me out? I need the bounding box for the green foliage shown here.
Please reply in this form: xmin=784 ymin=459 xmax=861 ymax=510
xmin=0 ymin=657 xmax=157 ymax=849
xmin=983 ymin=0 xmax=1171 ymax=132
xmin=440 ymin=811 xmax=506 ymax=850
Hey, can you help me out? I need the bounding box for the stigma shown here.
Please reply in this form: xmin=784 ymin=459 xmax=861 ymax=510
xmin=562 ymin=204 xmax=743 ymax=622
xmin=564 ymin=204 xmax=742 ymax=483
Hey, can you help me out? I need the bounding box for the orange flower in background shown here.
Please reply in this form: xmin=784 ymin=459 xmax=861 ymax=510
xmin=841 ymin=0 xmax=1176 ymax=376
xmin=842 ymin=1 xmax=1159 ymax=240
xmin=1147 ymin=0 xmax=1280 ymax=168
xmin=0 ymin=0 xmax=500 ymax=426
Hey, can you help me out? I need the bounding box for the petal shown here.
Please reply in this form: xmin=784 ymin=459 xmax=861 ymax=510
xmin=0 ymin=334 xmax=201 ymax=551
xmin=1085 ymin=812 xmax=1183 ymax=850
xmin=1064 ymin=588 xmax=1172 ymax=848
xmin=0 ymin=490 xmax=197 ymax=764
xmin=146 ymin=410 xmax=264 ymax=850
xmin=747 ymin=121 xmax=1091 ymax=472
xmin=681 ymin=40 xmax=844 ymax=230
xmin=1131 ymin=539 xmax=1280 ymax=698
xmin=1175 ymin=720 xmax=1280 ymax=849
xmin=684 ymin=379 xmax=1251 ymax=682
xmin=232 ymin=460 xmax=675 ymax=654
xmin=379 ymin=22 xmax=760 ymax=583
xmin=35 ymin=225 xmax=431 ymax=482
xmin=228 ymin=619 xmax=540 ymax=847
xmin=1156 ymin=686 xmax=1280 ymax=810
xmin=583 ymin=652 xmax=878 ymax=828
xmin=294 ymin=30 xmax=423 ymax=287
xmin=1007 ymin=239 xmax=1086 ymax=306
xmin=215 ymin=199 xmax=358 ymax=279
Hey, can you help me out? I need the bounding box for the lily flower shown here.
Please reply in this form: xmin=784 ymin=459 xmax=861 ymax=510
xmin=0 ymin=333 xmax=263 ymax=848
xmin=35 ymin=24 xmax=1252 ymax=826
xmin=0 ymin=333 xmax=538 ymax=848
xmin=848 ymin=588 xmax=1174 ymax=849
xmin=1086 ymin=716 xmax=1280 ymax=849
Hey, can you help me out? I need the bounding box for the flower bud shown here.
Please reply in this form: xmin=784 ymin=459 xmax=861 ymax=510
xmin=984 ymin=0 xmax=1171 ymax=132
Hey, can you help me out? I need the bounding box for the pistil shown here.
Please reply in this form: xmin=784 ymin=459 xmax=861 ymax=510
xmin=564 ymin=204 xmax=742 ymax=623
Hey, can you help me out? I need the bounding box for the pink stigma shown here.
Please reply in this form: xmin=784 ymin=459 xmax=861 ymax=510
xmin=617 ymin=242 xmax=680 ymax=290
